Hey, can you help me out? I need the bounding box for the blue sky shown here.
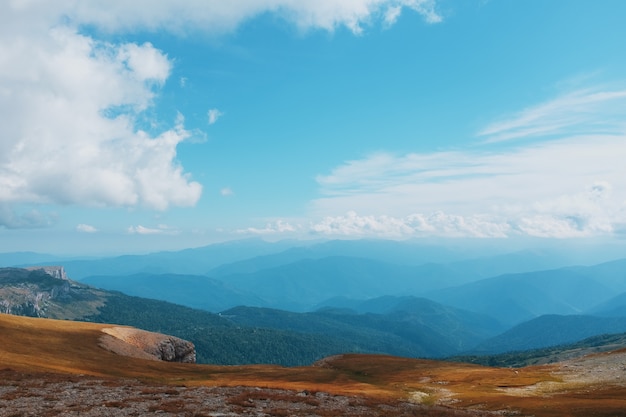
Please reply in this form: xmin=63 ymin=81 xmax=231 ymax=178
xmin=2 ymin=0 xmax=626 ymax=254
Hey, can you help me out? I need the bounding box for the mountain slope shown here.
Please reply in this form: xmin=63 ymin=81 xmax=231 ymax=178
xmin=428 ymin=266 xmax=618 ymax=325
xmin=44 ymin=239 xmax=298 ymax=279
xmin=589 ymin=291 xmax=626 ymax=317
xmin=81 ymin=273 xmax=263 ymax=312
xmin=0 ymin=267 xmax=107 ymax=319
xmin=473 ymin=314 xmax=626 ymax=354
xmin=215 ymin=256 xmax=480 ymax=311
xmin=223 ymin=297 xmax=503 ymax=357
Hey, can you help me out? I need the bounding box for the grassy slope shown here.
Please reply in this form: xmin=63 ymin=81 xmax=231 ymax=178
xmin=2 ymin=313 xmax=626 ymax=417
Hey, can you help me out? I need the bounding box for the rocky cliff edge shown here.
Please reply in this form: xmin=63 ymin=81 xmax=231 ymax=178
xmin=100 ymin=327 xmax=196 ymax=363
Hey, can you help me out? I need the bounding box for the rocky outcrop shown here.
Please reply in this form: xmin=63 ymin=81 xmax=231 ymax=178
xmin=100 ymin=327 xmax=196 ymax=363
xmin=0 ymin=267 xmax=106 ymax=319
xmin=24 ymin=266 xmax=69 ymax=281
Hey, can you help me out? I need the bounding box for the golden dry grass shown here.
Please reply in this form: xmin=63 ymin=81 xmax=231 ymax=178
xmin=1 ymin=313 xmax=625 ymax=416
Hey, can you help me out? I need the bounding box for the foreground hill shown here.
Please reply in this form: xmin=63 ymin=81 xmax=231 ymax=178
xmin=1 ymin=313 xmax=626 ymax=417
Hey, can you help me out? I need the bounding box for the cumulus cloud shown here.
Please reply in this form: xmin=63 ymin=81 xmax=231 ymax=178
xmin=308 ymin=180 xmax=624 ymax=239
xmin=208 ymin=108 xmax=224 ymax=125
xmin=76 ymin=223 xmax=98 ymax=233
xmin=310 ymin=211 xmax=510 ymax=238
xmin=237 ymin=220 xmax=298 ymax=235
xmin=0 ymin=0 xmax=441 ymax=219
xmin=0 ymin=21 xmax=201 ymax=211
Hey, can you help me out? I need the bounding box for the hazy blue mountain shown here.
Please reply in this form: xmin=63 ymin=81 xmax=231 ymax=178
xmin=427 ymin=267 xmax=618 ymax=325
xmin=570 ymin=258 xmax=626 ymax=292
xmin=0 ymin=252 xmax=65 ymax=267
xmin=208 ymin=241 xmax=599 ymax=279
xmin=208 ymin=239 xmax=475 ymax=277
xmin=81 ymin=273 xmax=265 ymax=312
xmin=588 ymin=292 xmax=626 ymax=317
xmin=58 ymin=239 xmax=299 ymax=279
xmin=214 ymin=256 xmax=481 ymax=311
xmin=472 ymin=314 xmax=626 ymax=354
xmin=447 ymin=248 xmax=584 ymax=281
xmin=82 ymin=257 xmax=484 ymax=313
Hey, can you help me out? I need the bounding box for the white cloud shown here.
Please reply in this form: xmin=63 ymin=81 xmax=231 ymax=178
xmin=310 ymin=211 xmax=510 ymax=238
xmin=76 ymin=223 xmax=98 ymax=233
xmin=477 ymin=88 xmax=626 ymax=143
xmin=308 ymin=179 xmax=624 ymax=239
xmin=310 ymin=84 xmax=626 ymax=239
xmin=208 ymin=108 xmax=224 ymax=125
xmin=237 ymin=220 xmax=298 ymax=235
xmin=220 ymin=187 xmax=234 ymax=197
xmin=60 ymin=1 xmax=442 ymax=35
xmin=0 ymin=205 xmax=55 ymax=229
xmin=0 ymin=0 xmax=440 ymax=216
xmin=384 ymin=6 xmax=403 ymax=26
xmin=0 ymin=24 xmax=201 ymax=211
xmin=127 ymin=224 xmax=180 ymax=235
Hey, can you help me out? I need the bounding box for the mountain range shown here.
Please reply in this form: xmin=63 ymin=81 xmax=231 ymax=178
xmin=3 ymin=239 xmax=626 ymax=366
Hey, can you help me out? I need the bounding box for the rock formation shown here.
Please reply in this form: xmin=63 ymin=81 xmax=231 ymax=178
xmin=24 ymin=266 xmax=69 ymax=281
xmin=0 ymin=266 xmax=104 ymax=319
xmin=100 ymin=327 xmax=196 ymax=363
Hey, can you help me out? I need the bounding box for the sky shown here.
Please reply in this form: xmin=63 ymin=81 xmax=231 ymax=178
xmin=2 ymin=0 xmax=626 ymax=255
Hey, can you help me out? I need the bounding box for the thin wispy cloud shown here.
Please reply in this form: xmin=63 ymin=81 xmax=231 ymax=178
xmin=220 ymin=187 xmax=234 ymax=197
xmin=62 ymin=1 xmax=442 ymax=34
xmin=76 ymin=224 xmax=98 ymax=233
xmin=477 ymin=88 xmax=626 ymax=143
xmin=309 ymin=85 xmax=626 ymax=239
xmin=127 ymin=224 xmax=180 ymax=235
xmin=0 ymin=205 xmax=55 ymax=229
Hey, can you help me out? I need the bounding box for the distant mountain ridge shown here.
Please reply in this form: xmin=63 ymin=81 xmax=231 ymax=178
xmin=472 ymin=314 xmax=626 ymax=354
xmin=428 ymin=259 xmax=626 ymax=325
